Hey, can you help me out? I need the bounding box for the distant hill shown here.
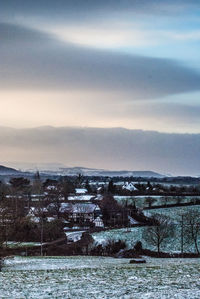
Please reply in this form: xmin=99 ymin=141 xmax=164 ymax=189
xmin=0 ymin=165 xmax=19 ymax=175
xmin=1 ymin=126 xmax=200 ymax=175
xmin=57 ymin=167 xmax=165 ymax=178
xmin=0 ymin=164 xmax=165 ymax=178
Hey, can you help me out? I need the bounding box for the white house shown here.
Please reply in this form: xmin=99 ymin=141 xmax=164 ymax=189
xmin=122 ymin=182 xmax=137 ymax=191
xmin=93 ymin=217 xmax=104 ymax=228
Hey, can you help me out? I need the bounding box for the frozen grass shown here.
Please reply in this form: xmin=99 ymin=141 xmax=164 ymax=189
xmin=145 ymin=205 xmax=200 ymax=221
xmin=93 ymin=205 xmax=200 ymax=253
xmin=1 ymin=256 xmax=200 ymax=298
xmin=4 ymin=242 xmax=42 ymax=248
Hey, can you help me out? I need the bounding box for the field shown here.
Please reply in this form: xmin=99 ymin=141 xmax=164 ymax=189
xmin=1 ymin=256 xmax=200 ymax=298
xmin=93 ymin=205 xmax=200 ymax=253
xmin=144 ymin=205 xmax=200 ymax=221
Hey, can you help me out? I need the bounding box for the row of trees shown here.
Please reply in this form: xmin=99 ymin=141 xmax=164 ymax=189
xmin=104 ymin=180 xmax=200 ymax=196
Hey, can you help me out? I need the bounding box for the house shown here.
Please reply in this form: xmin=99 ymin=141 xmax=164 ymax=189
xmin=122 ymin=182 xmax=137 ymax=192
xmin=27 ymin=207 xmax=48 ymax=223
xmin=59 ymin=203 xmax=102 ymax=224
xmin=93 ymin=216 xmax=104 ymax=228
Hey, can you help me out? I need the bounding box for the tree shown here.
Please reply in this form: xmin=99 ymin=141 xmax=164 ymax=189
xmin=43 ymin=219 xmax=65 ymax=242
xmin=143 ymin=213 xmax=174 ymax=253
xmin=160 ymin=196 xmax=170 ymax=207
xmin=75 ymin=173 xmax=84 ymax=188
xmin=134 ymin=184 xmax=146 ymax=192
xmin=184 ymin=210 xmax=200 ymax=254
xmin=45 ymin=186 xmax=62 ymax=220
xmin=9 ymin=177 xmax=31 ymax=219
xmin=99 ymin=195 xmax=124 ymax=226
xmin=104 ymin=238 xmax=126 ymax=255
xmin=0 ymin=181 xmax=8 ymax=201
xmin=145 ymin=197 xmax=156 ymax=208
xmin=77 ymin=232 xmax=94 ymax=255
xmin=60 ymin=179 xmax=75 ymax=200
xmin=107 ymin=180 xmax=115 ymax=194
xmin=9 ymin=177 xmax=30 ymax=192
xmin=0 ymin=196 xmax=15 ymax=249
xmin=174 ymin=196 xmax=183 ymax=205
xmin=85 ymin=180 xmax=92 ymax=193
xmin=32 ymin=171 xmax=43 ymax=194
xmin=147 ymin=181 xmax=153 ymax=191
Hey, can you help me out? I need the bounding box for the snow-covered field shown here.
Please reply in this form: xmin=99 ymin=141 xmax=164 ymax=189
xmin=1 ymin=256 xmax=200 ymax=298
xmin=4 ymin=242 xmax=42 ymax=248
xmin=93 ymin=205 xmax=200 ymax=253
xmin=145 ymin=205 xmax=200 ymax=221
xmin=93 ymin=225 xmax=192 ymax=252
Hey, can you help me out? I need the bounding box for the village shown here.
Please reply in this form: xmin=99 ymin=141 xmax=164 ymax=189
xmin=1 ymin=171 xmax=200 ymax=258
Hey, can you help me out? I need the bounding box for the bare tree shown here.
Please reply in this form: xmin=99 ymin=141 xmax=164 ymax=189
xmin=174 ymin=196 xmax=183 ymax=205
xmin=160 ymin=196 xmax=170 ymax=207
xmin=0 ymin=196 xmax=15 ymax=250
xmin=143 ymin=213 xmax=174 ymax=253
xmin=32 ymin=171 xmax=43 ymax=195
xmin=45 ymin=185 xmax=62 ymax=220
xmin=145 ymin=197 xmax=156 ymax=208
xmin=183 ymin=210 xmax=200 ymax=254
xmin=60 ymin=179 xmax=75 ymax=200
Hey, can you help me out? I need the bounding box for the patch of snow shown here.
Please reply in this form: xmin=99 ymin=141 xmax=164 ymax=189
xmin=68 ymin=195 xmax=94 ymax=201
xmin=75 ymin=188 xmax=87 ymax=194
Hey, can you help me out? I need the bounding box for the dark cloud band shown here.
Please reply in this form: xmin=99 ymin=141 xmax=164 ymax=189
xmin=1 ymin=23 xmax=200 ymax=99
xmin=1 ymin=0 xmax=199 ymax=19
xmin=1 ymin=126 xmax=200 ymax=175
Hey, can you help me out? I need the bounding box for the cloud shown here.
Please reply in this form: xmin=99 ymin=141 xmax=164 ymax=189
xmin=1 ymin=126 xmax=200 ymax=175
xmin=0 ymin=22 xmax=52 ymax=44
xmin=1 ymin=23 xmax=200 ymax=99
xmin=120 ymin=102 xmax=200 ymax=122
xmin=1 ymin=0 xmax=199 ymax=21
xmin=166 ymin=31 xmax=200 ymax=42
xmin=49 ymin=26 xmax=151 ymax=49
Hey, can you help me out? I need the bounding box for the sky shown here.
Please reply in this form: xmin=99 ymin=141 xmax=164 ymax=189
xmin=1 ymin=1 xmax=200 ymax=174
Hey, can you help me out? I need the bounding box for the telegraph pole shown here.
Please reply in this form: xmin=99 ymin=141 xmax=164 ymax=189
xmin=181 ymin=214 xmax=184 ymax=257
xmin=40 ymin=215 xmax=44 ymax=256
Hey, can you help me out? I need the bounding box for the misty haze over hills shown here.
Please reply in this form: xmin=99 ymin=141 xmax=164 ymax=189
xmin=0 ymin=164 xmax=164 ymax=178
xmin=0 ymin=126 xmax=200 ymax=176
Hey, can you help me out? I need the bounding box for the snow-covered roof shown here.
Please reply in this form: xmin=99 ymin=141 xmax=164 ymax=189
xmin=28 ymin=207 xmax=48 ymax=216
xmin=65 ymin=231 xmax=84 ymax=242
xmin=68 ymin=195 xmax=94 ymax=201
xmin=46 ymin=185 xmax=57 ymax=190
xmin=128 ymin=216 xmax=140 ymax=225
xmin=60 ymin=203 xmax=99 ymax=214
xmin=47 ymin=217 xmax=55 ymax=222
xmin=93 ymin=217 xmax=104 ymax=227
xmin=122 ymin=182 xmax=137 ymax=191
xmin=93 ymin=194 xmax=103 ymax=201
xmin=75 ymin=188 xmax=87 ymax=194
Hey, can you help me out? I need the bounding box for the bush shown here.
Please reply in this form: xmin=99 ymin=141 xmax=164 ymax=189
xmin=134 ymin=241 xmax=143 ymax=251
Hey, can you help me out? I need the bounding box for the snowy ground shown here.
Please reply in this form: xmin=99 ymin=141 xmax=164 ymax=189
xmin=4 ymin=242 xmax=42 ymax=248
xmin=93 ymin=205 xmax=200 ymax=253
xmin=93 ymin=226 xmax=190 ymax=252
xmin=1 ymin=256 xmax=200 ymax=298
xmin=144 ymin=205 xmax=200 ymax=221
